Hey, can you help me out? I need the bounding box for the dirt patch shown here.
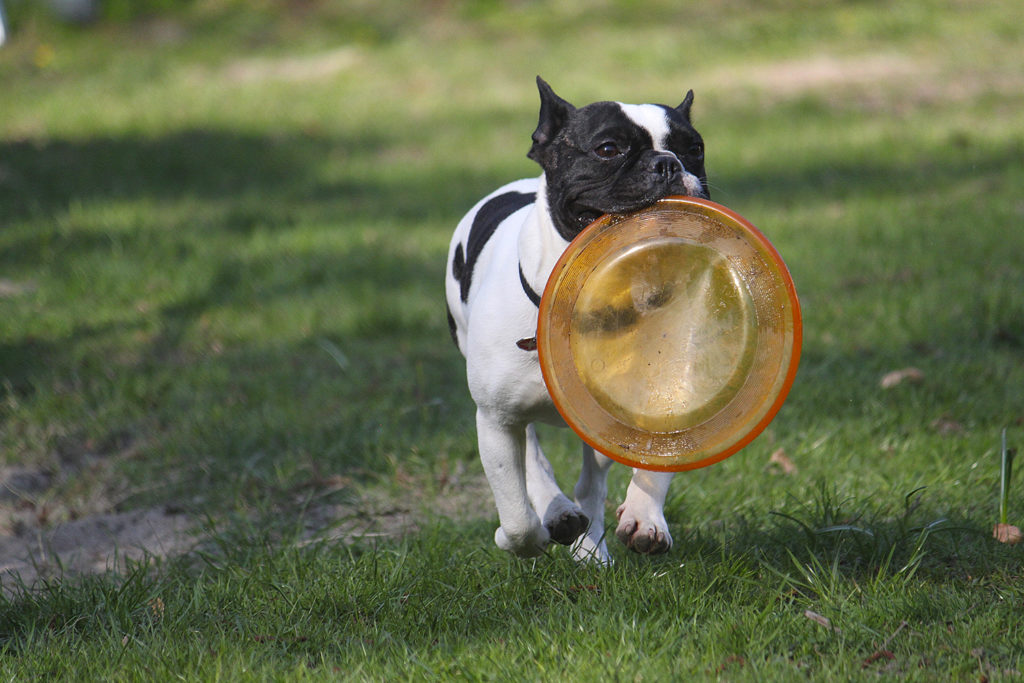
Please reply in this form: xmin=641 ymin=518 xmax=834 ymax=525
xmin=0 ymin=462 xmax=496 ymax=596
xmin=294 ymin=471 xmax=496 ymax=549
xmin=701 ymin=53 xmax=928 ymax=97
xmin=192 ymin=46 xmax=362 ymax=85
xmin=696 ymin=52 xmax=1024 ymax=109
xmin=0 ymin=507 xmax=195 ymax=594
xmin=0 ymin=463 xmax=191 ymax=593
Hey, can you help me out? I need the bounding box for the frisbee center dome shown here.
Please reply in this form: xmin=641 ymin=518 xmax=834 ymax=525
xmin=569 ymin=237 xmax=757 ymax=432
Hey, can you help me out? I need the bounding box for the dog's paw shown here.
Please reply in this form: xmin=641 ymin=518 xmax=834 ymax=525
xmin=545 ymin=506 xmax=590 ymax=546
xmin=494 ymin=524 xmax=550 ymax=558
xmin=572 ymin=534 xmax=612 ymax=565
xmin=615 ymin=504 xmax=673 ymax=555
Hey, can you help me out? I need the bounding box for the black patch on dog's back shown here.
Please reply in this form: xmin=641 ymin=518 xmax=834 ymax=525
xmin=452 ymin=191 xmax=535 ymax=302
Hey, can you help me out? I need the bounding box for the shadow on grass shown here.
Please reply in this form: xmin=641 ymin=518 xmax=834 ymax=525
xmin=0 ymin=128 xmax=498 ymax=501
xmin=717 ymin=140 xmax=1024 ymax=206
xmin=0 ymin=128 xmax=505 ymax=237
xmin=2 ymin=126 xmax=1021 ymax=512
xmin=0 ymin=124 xmax=506 ymax=346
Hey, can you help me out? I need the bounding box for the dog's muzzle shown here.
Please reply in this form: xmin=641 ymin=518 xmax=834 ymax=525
xmin=650 ymin=153 xmax=683 ymax=184
xmin=648 ymin=152 xmax=706 ymax=199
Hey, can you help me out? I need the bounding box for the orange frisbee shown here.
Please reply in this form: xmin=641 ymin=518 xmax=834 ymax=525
xmin=537 ymin=196 xmax=801 ymax=471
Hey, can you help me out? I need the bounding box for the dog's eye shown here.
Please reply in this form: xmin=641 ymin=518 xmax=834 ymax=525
xmin=689 ymin=143 xmax=705 ymax=159
xmin=594 ymin=142 xmax=622 ymax=159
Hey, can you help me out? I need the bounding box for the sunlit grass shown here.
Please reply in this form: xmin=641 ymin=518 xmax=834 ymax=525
xmin=1 ymin=0 xmax=1022 ymax=679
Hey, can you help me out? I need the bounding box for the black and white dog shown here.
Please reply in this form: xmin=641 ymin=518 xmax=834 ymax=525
xmin=445 ymin=78 xmax=709 ymax=562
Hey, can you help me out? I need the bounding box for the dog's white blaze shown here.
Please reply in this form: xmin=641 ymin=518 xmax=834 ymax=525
xmin=619 ymin=102 xmax=703 ymax=194
xmin=617 ymin=103 xmax=671 ymax=150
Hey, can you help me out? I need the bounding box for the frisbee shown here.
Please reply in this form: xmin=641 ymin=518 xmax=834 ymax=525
xmin=537 ymin=196 xmax=801 ymax=472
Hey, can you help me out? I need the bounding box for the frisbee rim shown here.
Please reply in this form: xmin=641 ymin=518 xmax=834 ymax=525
xmin=536 ymin=196 xmax=802 ymax=472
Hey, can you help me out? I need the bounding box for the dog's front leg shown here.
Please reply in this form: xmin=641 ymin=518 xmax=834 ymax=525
xmin=571 ymin=444 xmax=614 ymax=564
xmin=524 ymin=425 xmax=589 ymax=547
xmin=476 ymin=411 xmax=550 ymax=557
xmin=616 ymin=469 xmax=674 ymax=554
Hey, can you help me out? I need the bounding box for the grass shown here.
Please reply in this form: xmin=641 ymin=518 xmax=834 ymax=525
xmin=0 ymin=510 xmax=1020 ymax=679
xmin=1 ymin=0 xmax=1023 ymax=679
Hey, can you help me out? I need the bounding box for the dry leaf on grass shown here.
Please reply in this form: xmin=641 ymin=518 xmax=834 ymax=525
xmin=863 ymin=620 xmax=908 ymax=669
xmin=993 ymin=523 xmax=1022 ymax=544
xmin=767 ymin=448 xmax=797 ymax=475
xmin=804 ymin=610 xmax=841 ymax=633
xmin=880 ymin=367 xmax=925 ymax=388
xmin=862 ymin=649 xmax=896 ymax=667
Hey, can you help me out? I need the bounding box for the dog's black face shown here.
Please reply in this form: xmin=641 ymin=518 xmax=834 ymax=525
xmin=527 ymin=77 xmax=709 ymax=241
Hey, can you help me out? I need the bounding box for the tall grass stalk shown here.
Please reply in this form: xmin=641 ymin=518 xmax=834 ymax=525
xmin=999 ymin=428 xmax=1015 ymax=526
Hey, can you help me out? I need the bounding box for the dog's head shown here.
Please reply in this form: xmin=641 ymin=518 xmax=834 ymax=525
xmin=528 ymin=77 xmax=709 ymax=241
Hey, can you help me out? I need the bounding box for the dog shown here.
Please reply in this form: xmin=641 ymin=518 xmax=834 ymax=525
xmin=445 ymin=77 xmax=709 ymax=562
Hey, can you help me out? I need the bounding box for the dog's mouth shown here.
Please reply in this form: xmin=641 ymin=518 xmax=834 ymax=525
xmin=575 ymin=190 xmax=692 ymax=231
xmin=573 ymin=196 xmax=667 ymax=232
xmin=564 ymin=173 xmax=710 ymax=237
xmin=575 ymin=209 xmax=605 ymax=230
xmin=577 ymin=177 xmax=709 ymax=229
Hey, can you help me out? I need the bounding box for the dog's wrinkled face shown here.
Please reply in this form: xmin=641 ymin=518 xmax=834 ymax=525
xmin=528 ymin=77 xmax=709 ymax=241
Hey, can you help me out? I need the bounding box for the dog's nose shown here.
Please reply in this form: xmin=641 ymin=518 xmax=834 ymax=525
xmin=651 ymin=154 xmax=683 ymax=181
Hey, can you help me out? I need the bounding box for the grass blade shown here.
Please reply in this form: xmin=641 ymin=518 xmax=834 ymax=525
xmin=999 ymin=428 xmax=1015 ymax=525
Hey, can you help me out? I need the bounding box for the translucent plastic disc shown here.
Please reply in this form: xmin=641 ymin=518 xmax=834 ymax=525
xmin=537 ymin=197 xmax=801 ymax=471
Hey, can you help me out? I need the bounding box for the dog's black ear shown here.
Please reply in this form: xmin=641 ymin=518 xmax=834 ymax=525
xmin=675 ymin=89 xmax=695 ymax=122
xmin=528 ymin=76 xmax=575 ymax=163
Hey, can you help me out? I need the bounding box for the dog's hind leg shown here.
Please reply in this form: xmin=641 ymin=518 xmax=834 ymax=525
xmin=477 ymin=412 xmax=550 ymax=557
xmin=616 ymin=469 xmax=674 ymax=554
xmin=524 ymin=424 xmax=589 ymax=547
xmin=571 ymin=444 xmax=614 ymax=564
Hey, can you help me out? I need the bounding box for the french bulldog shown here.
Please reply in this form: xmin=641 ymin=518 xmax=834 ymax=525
xmin=444 ymin=77 xmax=709 ymax=562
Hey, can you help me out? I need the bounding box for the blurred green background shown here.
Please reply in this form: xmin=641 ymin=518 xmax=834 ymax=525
xmin=2 ymin=1 xmax=1023 ymax=679
xmin=2 ymin=0 xmax=1022 ymax=550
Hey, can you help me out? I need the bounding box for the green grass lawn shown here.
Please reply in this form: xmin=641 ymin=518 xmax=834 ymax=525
xmin=2 ymin=0 xmax=1023 ymax=679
